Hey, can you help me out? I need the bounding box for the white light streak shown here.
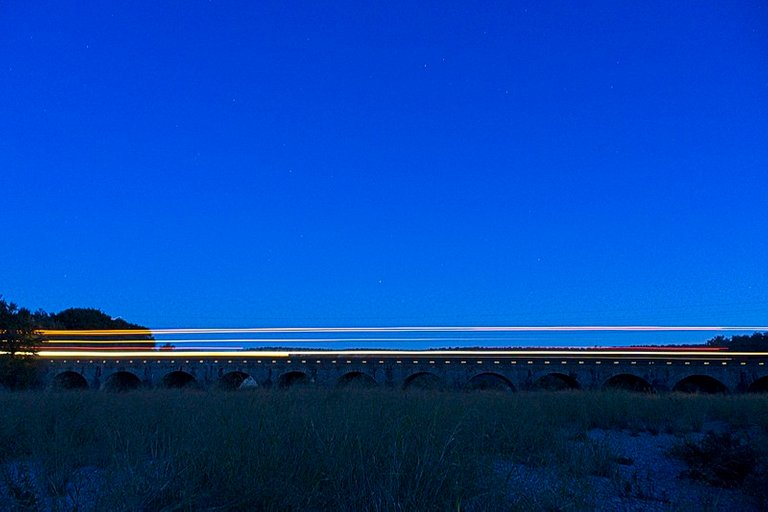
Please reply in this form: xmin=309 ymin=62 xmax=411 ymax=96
xmin=39 ymin=325 xmax=768 ymax=336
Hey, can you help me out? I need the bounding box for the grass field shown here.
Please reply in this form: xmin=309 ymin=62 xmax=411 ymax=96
xmin=1 ymin=389 xmax=767 ymax=511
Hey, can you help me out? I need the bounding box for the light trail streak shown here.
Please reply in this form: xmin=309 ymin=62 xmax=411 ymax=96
xmin=38 ymin=325 xmax=768 ymax=336
xmin=600 ymin=346 xmax=726 ymax=351
xmin=39 ymin=351 xmax=290 ymax=358
xmin=37 ymin=350 xmax=768 ymax=358
xmin=36 ymin=326 xmax=766 ymax=357
xmin=41 ymin=340 xmax=730 ymax=352
xmin=43 ymin=337 xmax=560 ymax=344
xmin=40 ymin=346 xmax=244 ymax=351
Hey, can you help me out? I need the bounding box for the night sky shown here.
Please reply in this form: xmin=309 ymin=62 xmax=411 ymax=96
xmin=1 ymin=2 xmax=766 ymax=345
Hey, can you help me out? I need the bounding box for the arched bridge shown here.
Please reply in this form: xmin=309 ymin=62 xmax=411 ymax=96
xmin=39 ymin=349 xmax=768 ymax=393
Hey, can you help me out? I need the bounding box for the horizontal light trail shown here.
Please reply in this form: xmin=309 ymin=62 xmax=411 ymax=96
xmin=39 ymin=351 xmax=290 ymax=358
xmin=37 ymin=345 xmax=247 ymax=353
xmin=38 ymin=350 xmax=768 ymax=358
xmin=35 ymin=326 xmax=765 ymax=356
xmin=599 ymin=346 xmax=726 ymax=351
xmin=40 ymin=336 xmax=672 ymax=345
xmin=43 ymin=337 xmax=563 ymax=344
xmin=38 ymin=325 xmax=768 ymax=336
xmin=39 ymin=342 xmax=728 ymax=351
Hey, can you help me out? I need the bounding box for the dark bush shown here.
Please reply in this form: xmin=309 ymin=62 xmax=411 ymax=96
xmin=0 ymin=357 xmax=43 ymax=390
xmin=670 ymin=431 xmax=758 ymax=488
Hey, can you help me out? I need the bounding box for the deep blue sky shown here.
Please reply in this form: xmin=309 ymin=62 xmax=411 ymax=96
xmin=1 ymin=2 xmax=766 ymax=342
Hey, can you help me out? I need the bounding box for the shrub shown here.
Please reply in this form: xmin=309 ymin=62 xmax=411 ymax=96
xmin=0 ymin=357 xmax=43 ymax=390
xmin=670 ymin=431 xmax=758 ymax=488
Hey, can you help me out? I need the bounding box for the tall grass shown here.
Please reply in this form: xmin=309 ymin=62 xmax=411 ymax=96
xmin=0 ymin=390 xmax=766 ymax=510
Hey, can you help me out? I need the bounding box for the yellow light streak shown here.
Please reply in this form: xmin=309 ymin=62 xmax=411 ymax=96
xmin=38 ymin=351 xmax=290 ymax=358
xmin=42 ymin=346 xmax=245 ymax=351
xmin=39 ymin=325 xmax=768 ymax=336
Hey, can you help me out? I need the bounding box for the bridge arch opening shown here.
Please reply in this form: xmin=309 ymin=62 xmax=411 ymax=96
xmin=748 ymin=376 xmax=768 ymax=393
xmin=467 ymin=372 xmax=515 ymax=391
xmin=673 ymin=375 xmax=727 ymax=394
xmin=52 ymin=371 xmax=88 ymax=390
xmin=278 ymin=371 xmax=310 ymax=389
xmin=219 ymin=371 xmax=253 ymax=390
xmin=337 ymin=371 xmax=377 ymax=388
xmin=533 ymin=373 xmax=580 ymax=391
xmin=103 ymin=371 xmax=142 ymax=392
xmin=403 ymin=372 xmax=443 ymax=391
xmin=162 ymin=371 xmax=198 ymax=389
xmin=603 ymin=374 xmax=654 ymax=393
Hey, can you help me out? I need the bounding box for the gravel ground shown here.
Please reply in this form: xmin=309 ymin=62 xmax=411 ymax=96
xmin=587 ymin=428 xmax=758 ymax=512
xmin=497 ymin=423 xmax=763 ymax=512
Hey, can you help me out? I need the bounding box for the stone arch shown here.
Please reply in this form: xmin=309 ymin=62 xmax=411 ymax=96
xmin=51 ymin=371 xmax=88 ymax=390
xmin=161 ymin=371 xmax=198 ymax=389
xmin=747 ymin=376 xmax=768 ymax=393
xmin=219 ymin=371 xmax=253 ymax=390
xmin=603 ymin=374 xmax=654 ymax=393
xmin=467 ymin=372 xmax=515 ymax=391
xmin=278 ymin=371 xmax=310 ymax=388
xmin=403 ymin=372 xmax=443 ymax=390
xmin=103 ymin=371 xmax=142 ymax=392
xmin=533 ymin=372 xmax=580 ymax=391
xmin=337 ymin=371 xmax=377 ymax=388
xmin=673 ymin=375 xmax=727 ymax=394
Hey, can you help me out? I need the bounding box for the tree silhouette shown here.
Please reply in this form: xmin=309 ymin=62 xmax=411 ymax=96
xmin=40 ymin=307 xmax=155 ymax=349
xmin=707 ymin=332 xmax=768 ymax=351
xmin=0 ymin=297 xmax=45 ymax=356
xmin=0 ymin=297 xmax=46 ymax=389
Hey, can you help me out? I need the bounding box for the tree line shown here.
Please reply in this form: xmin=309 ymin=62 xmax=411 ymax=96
xmin=707 ymin=332 xmax=768 ymax=351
